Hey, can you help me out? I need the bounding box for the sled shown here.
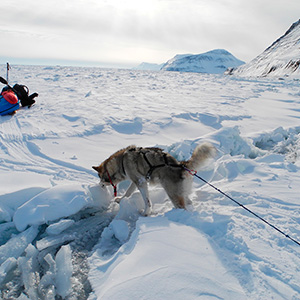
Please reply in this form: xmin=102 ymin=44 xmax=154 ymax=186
xmin=0 ymin=95 xmax=20 ymax=116
xmin=0 ymin=76 xmax=38 ymax=112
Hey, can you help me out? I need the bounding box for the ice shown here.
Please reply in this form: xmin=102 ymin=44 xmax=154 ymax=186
xmin=38 ymin=254 xmax=56 ymax=300
xmin=17 ymin=243 xmax=73 ymax=299
xmin=0 ymin=205 xmax=11 ymax=223
xmin=13 ymin=184 xmax=96 ymax=232
xmin=0 ymin=257 xmax=17 ymax=285
xmin=0 ymin=187 xmax=46 ymax=223
xmin=0 ymin=226 xmax=38 ymax=265
xmin=46 ymin=219 xmax=75 ymax=235
xmin=18 ymin=244 xmax=40 ymax=300
xmin=55 ymin=245 xmax=73 ymax=298
xmin=36 ymin=232 xmax=77 ymax=251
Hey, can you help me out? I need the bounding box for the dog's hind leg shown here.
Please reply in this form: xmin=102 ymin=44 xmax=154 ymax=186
xmin=162 ymin=181 xmax=188 ymax=209
xmin=170 ymin=195 xmax=186 ymax=209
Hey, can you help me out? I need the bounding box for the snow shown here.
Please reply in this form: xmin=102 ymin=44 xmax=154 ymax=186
xmin=89 ymin=215 xmax=245 ymax=300
xmin=0 ymin=64 xmax=300 ymax=299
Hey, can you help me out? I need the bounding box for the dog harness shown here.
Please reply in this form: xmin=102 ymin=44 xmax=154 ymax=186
xmin=107 ymin=147 xmax=189 ymax=197
xmin=138 ymin=148 xmax=184 ymax=180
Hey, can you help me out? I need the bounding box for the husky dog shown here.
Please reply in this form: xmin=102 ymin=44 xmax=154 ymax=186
xmin=93 ymin=143 xmax=215 ymax=215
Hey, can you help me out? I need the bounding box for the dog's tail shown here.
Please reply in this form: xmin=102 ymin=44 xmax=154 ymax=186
xmin=184 ymin=143 xmax=216 ymax=170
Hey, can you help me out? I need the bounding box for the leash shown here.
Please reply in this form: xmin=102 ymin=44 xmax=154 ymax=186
xmin=184 ymin=167 xmax=300 ymax=247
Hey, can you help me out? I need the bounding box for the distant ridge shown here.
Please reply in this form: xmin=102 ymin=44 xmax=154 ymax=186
xmin=230 ymin=19 xmax=300 ymax=77
xmin=133 ymin=62 xmax=164 ymax=71
xmin=133 ymin=49 xmax=244 ymax=74
xmin=160 ymin=49 xmax=244 ymax=74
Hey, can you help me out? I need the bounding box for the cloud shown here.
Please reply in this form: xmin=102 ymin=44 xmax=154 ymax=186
xmin=1 ymin=0 xmax=300 ymax=66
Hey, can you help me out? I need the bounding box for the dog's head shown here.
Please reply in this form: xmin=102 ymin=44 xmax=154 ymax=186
xmin=93 ymin=148 xmax=127 ymax=188
xmin=93 ymin=161 xmax=120 ymax=186
xmin=92 ymin=164 xmax=109 ymax=186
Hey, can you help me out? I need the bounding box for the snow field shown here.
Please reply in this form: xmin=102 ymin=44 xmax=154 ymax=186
xmin=0 ymin=65 xmax=300 ymax=299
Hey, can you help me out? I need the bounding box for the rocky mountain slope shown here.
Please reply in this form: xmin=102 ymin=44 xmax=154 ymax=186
xmin=230 ymin=19 xmax=300 ymax=77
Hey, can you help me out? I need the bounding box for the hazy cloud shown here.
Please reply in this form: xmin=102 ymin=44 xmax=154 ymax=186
xmin=0 ymin=0 xmax=299 ymax=67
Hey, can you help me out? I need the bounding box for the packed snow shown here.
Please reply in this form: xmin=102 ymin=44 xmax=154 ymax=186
xmin=0 ymin=64 xmax=300 ymax=299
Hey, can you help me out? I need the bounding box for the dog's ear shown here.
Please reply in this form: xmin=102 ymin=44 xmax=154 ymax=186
xmin=92 ymin=166 xmax=100 ymax=172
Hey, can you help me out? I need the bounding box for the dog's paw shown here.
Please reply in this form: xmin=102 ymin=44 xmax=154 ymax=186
xmin=114 ymin=197 xmax=122 ymax=203
xmin=140 ymin=206 xmax=152 ymax=216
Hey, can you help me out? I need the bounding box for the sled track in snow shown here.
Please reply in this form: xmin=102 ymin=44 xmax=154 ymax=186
xmin=0 ymin=117 xmax=95 ymax=183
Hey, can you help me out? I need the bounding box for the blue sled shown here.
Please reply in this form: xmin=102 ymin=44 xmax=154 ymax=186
xmin=0 ymin=96 xmax=20 ymax=116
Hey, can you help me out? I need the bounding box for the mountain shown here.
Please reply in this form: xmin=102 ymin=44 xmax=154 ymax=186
xmin=133 ymin=62 xmax=164 ymax=71
xmin=160 ymin=49 xmax=245 ymax=74
xmin=230 ymin=19 xmax=300 ymax=77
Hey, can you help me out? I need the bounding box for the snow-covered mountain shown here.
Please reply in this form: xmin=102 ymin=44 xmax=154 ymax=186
xmin=160 ymin=49 xmax=245 ymax=74
xmin=133 ymin=62 xmax=164 ymax=71
xmin=230 ymin=19 xmax=300 ymax=77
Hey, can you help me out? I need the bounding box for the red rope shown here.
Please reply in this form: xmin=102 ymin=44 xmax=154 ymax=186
xmin=106 ymin=170 xmax=117 ymax=197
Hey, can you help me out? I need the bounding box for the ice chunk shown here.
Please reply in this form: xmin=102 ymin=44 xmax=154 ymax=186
xmin=0 ymin=257 xmax=17 ymax=284
xmin=13 ymin=184 xmax=93 ymax=232
xmin=36 ymin=232 xmax=76 ymax=251
xmin=0 ymin=222 xmax=17 ymax=245
xmin=46 ymin=219 xmax=75 ymax=235
xmin=38 ymin=253 xmax=56 ymax=300
xmin=18 ymin=244 xmax=40 ymax=300
xmin=0 ymin=226 xmax=38 ymax=265
xmin=55 ymin=244 xmax=73 ymax=298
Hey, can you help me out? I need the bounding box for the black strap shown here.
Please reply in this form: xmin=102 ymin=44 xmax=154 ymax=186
xmin=141 ymin=150 xmax=182 ymax=180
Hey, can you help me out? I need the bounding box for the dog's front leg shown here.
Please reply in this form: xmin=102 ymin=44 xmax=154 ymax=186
xmin=136 ymin=179 xmax=151 ymax=216
xmin=115 ymin=182 xmax=136 ymax=203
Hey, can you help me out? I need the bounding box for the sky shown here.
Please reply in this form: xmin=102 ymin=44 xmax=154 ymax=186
xmin=0 ymin=0 xmax=299 ymax=68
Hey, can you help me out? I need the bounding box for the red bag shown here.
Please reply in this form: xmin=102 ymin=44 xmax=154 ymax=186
xmin=2 ymin=90 xmax=19 ymax=104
